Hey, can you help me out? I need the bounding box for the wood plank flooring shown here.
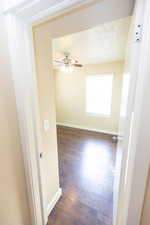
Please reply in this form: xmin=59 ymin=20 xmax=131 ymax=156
xmin=48 ymin=126 xmax=117 ymax=225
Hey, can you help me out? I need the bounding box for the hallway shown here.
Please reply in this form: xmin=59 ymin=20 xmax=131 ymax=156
xmin=48 ymin=126 xmax=116 ymax=225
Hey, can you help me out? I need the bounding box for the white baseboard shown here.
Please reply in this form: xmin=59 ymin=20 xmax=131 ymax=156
xmin=56 ymin=122 xmax=118 ymax=136
xmin=47 ymin=188 xmax=62 ymax=217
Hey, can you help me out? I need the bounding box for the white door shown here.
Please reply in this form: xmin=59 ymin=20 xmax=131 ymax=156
xmin=113 ymin=0 xmax=146 ymax=225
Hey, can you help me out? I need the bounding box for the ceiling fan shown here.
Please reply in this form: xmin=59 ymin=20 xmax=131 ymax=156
xmin=54 ymin=52 xmax=83 ymax=73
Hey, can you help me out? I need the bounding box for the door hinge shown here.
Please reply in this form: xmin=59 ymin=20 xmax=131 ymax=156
xmin=134 ymin=24 xmax=143 ymax=42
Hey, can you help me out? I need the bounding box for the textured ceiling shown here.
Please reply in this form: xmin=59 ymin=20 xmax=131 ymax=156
xmin=53 ymin=17 xmax=131 ymax=65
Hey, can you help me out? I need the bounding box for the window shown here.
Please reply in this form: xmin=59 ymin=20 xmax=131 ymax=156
xmin=86 ymin=74 xmax=113 ymax=116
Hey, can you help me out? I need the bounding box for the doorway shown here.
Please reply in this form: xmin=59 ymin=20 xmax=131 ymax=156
xmin=39 ymin=17 xmax=131 ymax=224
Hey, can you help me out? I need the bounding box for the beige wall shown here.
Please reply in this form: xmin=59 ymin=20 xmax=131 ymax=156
xmin=33 ymin=28 xmax=60 ymax=208
xmin=0 ymin=12 xmax=31 ymax=225
xmin=54 ymin=61 xmax=124 ymax=134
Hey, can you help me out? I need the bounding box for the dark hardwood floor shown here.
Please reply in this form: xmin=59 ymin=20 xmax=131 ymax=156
xmin=48 ymin=126 xmax=117 ymax=225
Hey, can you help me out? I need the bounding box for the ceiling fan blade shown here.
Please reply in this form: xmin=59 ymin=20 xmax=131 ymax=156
xmin=54 ymin=60 xmax=63 ymax=64
xmin=73 ymin=63 xmax=83 ymax=67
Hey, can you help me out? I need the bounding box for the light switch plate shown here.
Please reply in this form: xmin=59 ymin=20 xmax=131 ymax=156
xmin=44 ymin=120 xmax=49 ymax=131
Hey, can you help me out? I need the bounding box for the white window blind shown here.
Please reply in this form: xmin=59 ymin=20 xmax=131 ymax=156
xmin=86 ymin=74 xmax=113 ymax=116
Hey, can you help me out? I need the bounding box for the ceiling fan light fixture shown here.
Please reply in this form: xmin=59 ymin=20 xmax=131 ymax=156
xmin=54 ymin=52 xmax=82 ymax=72
xmin=61 ymin=64 xmax=74 ymax=73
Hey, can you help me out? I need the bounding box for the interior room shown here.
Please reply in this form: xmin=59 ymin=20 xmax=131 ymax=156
xmin=47 ymin=16 xmax=131 ymax=224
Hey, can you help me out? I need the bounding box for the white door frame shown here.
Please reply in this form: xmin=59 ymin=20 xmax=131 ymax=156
xmin=113 ymin=0 xmax=148 ymax=225
xmin=121 ymin=1 xmax=150 ymax=224
xmin=3 ymin=0 xmax=150 ymax=225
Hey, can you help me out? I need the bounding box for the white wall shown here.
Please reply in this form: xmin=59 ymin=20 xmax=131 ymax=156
xmin=0 ymin=8 xmax=31 ymax=225
xmin=54 ymin=61 xmax=124 ymax=134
